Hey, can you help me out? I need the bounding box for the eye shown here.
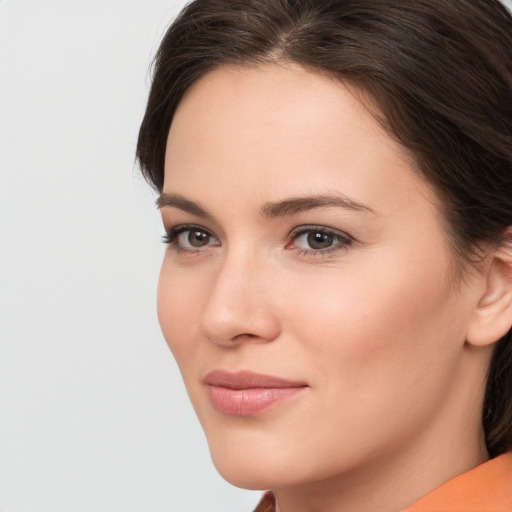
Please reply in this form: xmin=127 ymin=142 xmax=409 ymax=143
xmin=288 ymin=226 xmax=353 ymax=255
xmin=162 ymin=225 xmax=220 ymax=252
xmin=301 ymin=231 xmax=335 ymax=250
xmin=179 ymin=229 xmax=212 ymax=248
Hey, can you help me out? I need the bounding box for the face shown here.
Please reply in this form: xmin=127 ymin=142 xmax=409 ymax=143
xmin=158 ymin=63 xmax=482 ymax=490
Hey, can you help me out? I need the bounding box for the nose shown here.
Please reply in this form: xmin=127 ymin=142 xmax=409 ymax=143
xmin=200 ymin=251 xmax=281 ymax=347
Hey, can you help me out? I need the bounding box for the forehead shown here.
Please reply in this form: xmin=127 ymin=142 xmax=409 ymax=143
xmin=164 ymin=63 xmax=434 ymax=215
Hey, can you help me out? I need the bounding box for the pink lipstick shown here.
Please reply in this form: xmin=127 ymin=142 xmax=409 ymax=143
xmin=204 ymin=370 xmax=308 ymax=416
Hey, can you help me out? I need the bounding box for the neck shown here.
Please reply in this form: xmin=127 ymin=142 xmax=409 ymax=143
xmin=274 ymin=440 xmax=488 ymax=512
xmin=274 ymin=350 xmax=490 ymax=512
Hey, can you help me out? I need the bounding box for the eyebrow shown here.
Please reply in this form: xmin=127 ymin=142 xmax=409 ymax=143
xmin=260 ymin=193 xmax=375 ymax=218
xmin=156 ymin=193 xmax=212 ymax=218
xmin=156 ymin=192 xmax=375 ymax=218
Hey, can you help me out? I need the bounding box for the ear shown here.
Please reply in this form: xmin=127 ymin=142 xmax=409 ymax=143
xmin=466 ymin=230 xmax=512 ymax=347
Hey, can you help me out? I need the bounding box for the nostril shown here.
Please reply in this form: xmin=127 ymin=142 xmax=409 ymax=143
xmin=202 ymin=328 xmax=278 ymax=347
xmin=204 ymin=332 xmax=256 ymax=344
xmin=232 ymin=333 xmax=256 ymax=342
xmin=200 ymin=290 xmax=281 ymax=346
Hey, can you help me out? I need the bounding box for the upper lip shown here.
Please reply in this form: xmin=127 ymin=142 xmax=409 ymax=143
xmin=204 ymin=370 xmax=307 ymax=389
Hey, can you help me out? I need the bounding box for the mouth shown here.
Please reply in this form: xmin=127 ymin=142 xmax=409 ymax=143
xmin=204 ymin=370 xmax=308 ymax=416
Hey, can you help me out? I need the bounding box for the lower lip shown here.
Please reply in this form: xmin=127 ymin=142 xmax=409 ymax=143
xmin=208 ymin=386 xmax=306 ymax=416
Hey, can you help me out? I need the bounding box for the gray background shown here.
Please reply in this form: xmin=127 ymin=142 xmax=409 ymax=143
xmin=1 ymin=1 xmax=510 ymax=511
xmin=0 ymin=1 xmax=260 ymax=511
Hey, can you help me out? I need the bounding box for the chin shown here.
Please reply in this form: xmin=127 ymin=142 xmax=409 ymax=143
xmin=206 ymin=427 xmax=349 ymax=492
xmin=211 ymin=452 xmax=293 ymax=490
xmin=214 ymin=465 xmax=272 ymax=490
xmin=205 ymin=428 xmax=304 ymax=490
xmin=207 ymin=438 xmax=275 ymax=489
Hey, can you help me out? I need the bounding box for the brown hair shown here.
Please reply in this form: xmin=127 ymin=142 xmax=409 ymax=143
xmin=137 ymin=0 xmax=512 ymax=457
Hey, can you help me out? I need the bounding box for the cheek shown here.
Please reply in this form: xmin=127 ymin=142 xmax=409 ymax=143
xmin=157 ymin=259 xmax=203 ymax=367
xmin=267 ymin=256 xmax=466 ymax=471
xmin=281 ymin=248 xmax=462 ymax=394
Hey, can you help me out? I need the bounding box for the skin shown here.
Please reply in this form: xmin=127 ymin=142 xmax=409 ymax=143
xmin=157 ymin=63 xmax=495 ymax=512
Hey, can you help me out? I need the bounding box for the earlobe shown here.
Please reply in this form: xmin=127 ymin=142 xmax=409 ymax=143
xmin=466 ymin=233 xmax=512 ymax=347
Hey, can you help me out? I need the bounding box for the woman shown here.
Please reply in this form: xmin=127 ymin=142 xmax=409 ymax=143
xmin=137 ymin=1 xmax=512 ymax=510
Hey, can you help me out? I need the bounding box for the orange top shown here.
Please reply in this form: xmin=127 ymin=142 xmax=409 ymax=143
xmin=253 ymin=452 xmax=512 ymax=512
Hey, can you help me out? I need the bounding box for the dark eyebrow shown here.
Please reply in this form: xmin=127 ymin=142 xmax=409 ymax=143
xmin=260 ymin=193 xmax=375 ymax=218
xmin=156 ymin=192 xmax=375 ymax=219
xmin=156 ymin=193 xmax=212 ymax=218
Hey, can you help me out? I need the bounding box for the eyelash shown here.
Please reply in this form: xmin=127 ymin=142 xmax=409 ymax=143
xmin=161 ymin=224 xmax=219 ymax=254
xmin=287 ymin=225 xmax=354 ymax=257
xmin=162 ymin=224 xmax=354 ymax=257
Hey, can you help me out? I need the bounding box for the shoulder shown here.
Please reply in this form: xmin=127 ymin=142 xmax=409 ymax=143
xmin=251 ymin=453 xmax=512 ymax=512
xmin=404 ymin=452 xmax=512 ymax=512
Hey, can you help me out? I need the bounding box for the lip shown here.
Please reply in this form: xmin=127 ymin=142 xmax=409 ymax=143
xmin=204 ymin=370 xmax=308 ymax=416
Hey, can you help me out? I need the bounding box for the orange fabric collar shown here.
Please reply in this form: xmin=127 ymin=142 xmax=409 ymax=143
xmin=404 ymin=452 xmax=512 ymax=511
xmin=253 ymin=452 xmax=512 ymax=512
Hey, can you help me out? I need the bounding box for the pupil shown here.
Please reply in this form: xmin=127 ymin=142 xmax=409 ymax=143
xmin=307 ymin=231 xmax=333 ymax=249
xmin=189 ymin=230 xmax=209 ymax=247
